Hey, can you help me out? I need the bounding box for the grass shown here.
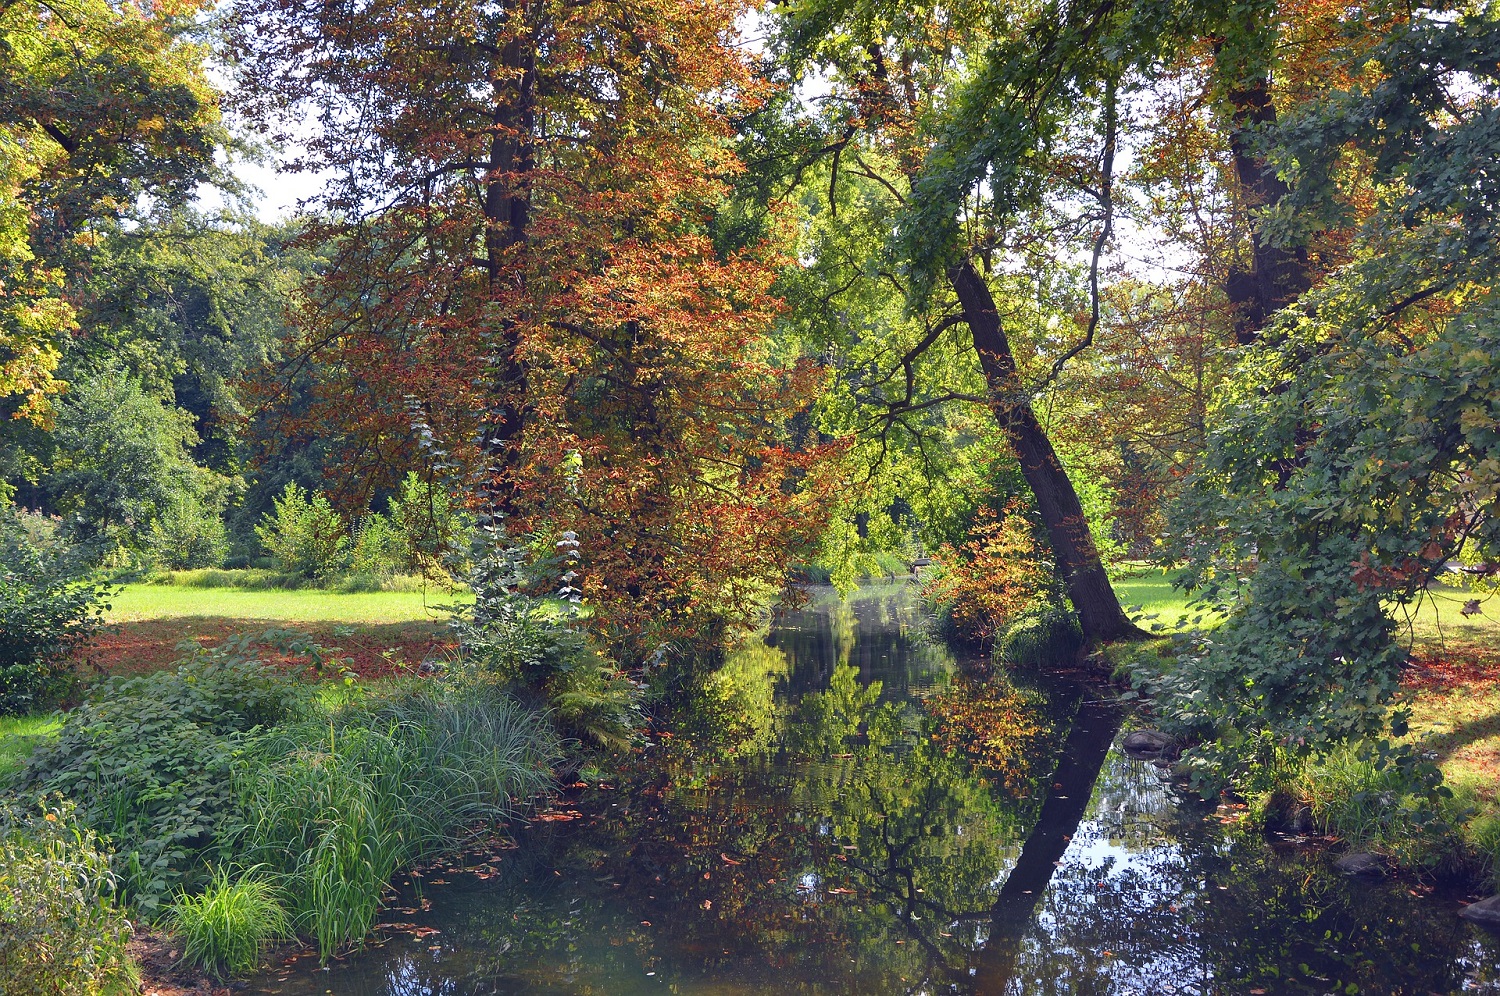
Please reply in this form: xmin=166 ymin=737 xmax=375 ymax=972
xmin=0 ymin=714 xmax=62 ymax=781
xmin=83 ymin=584 xmax=473 ymax=677
xmin=232 ymin=688 xmax=559 ymax=957
xmin=1112 ymin=570 xmax=1194 ymax=628
xmin=108 ymin=583 xmax=467 ymax=624
xmin=166 ymin=869 xmax=292 ymax=977
xmin=1392 ymin=583 xmax=1500 ymax=654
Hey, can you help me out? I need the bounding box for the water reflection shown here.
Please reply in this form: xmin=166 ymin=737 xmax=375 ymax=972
xmin=250 ymin=583 xmax=1500 ymax=996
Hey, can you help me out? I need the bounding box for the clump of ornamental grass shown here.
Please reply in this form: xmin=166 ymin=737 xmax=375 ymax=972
xmin=165 ymin=868 xmax=291 ymax=977
xmin=229 ymin=687 xmax=559 ymax=958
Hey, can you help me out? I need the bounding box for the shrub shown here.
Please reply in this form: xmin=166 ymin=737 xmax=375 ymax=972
xmin=255 ymin=483 xmax=347 ymax=581
xmin=0 ymin=797 xmax=136 ymax=996
xmin=0 ymin=513 xmax=112 ymax=714
xmin=996 ymin=605 xmax=1084 ymax=666
xmin=387 ymin=471 xmax=471 ymax=579
xmin=166 ymin=868 xmax=291 ymax=977
xmin=453 ymin=541 xmax=643 ymax=750
xmin=16 ymin=639 xmax=312 ymax=913
xmin=146 ymin=468 xmax=231 ymax=570
xmin=347 ymin=512 xmax=403 ymax=582
xmin=231 ymin=687 xmax=557 ymax=957
xmin=919 ymin=502 xmax=1055 ymax=645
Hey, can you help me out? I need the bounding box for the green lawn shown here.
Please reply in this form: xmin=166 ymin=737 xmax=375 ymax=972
xmin=1108 ymin=572 xmax=1498 ymax=650
xmin=107 ymin=583 xmax=468 ymax=625
xmin=0 ymin=713 xmax=62 ymax=781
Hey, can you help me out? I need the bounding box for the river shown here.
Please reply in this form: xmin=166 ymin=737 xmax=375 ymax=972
xmin=249 ymin=582 xmax=1500 ymax=995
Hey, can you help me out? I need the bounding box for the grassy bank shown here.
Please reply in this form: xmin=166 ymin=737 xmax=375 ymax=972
xmin=1110 ymin=572 xmax=1500 ymax=886
xmin=1 ymin=635 xmax=560 ymax=988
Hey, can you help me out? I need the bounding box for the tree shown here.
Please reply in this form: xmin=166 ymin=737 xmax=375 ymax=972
xmin=0 ymin=0 xmax=225 ymax=420
xmin=757 ymin=0 xmax=1178 ymax=643
xmin=1147 ymin=1 xmax=1500 ymax=786
xmin=230 ymin=0 xmax=840 ymax=647
xmin=47 ymin=369 xmax=221 ymax=559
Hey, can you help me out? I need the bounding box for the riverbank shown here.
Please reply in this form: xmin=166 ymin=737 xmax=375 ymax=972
xmin=1108 ymin=576 xmax=1500 ymax=896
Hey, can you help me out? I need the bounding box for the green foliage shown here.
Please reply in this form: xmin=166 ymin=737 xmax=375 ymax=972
xmin=387 ymin=471 xmax=471 ymax=579
xmin=15 ymin=638 xmax=313 ymax=913
xmin=0 ymin=797 xmax=136 ymax=996
xmin=145 ymin=468 xmax=231 ymax=570
xmin=231 ymin=687 xmax=557 ymax=957
xmin=452 ymin=539 xmax=644 ymax=750
xmin=165 ymin=868 xmax=291 ymax=978
xmin=343 ymin=512 xmax=407 ymax=590
xmin=1293 ymin=746 xmax=1453 ymax=871
xmin=255 ymin=482 xmax=348 ymax=581
xmin=996 ymin=605 xmax=1084 ymax=667
xmin=47 ymin=369 xmax=223 ymax=559
xmin=0 ymin=509 xmax=112 ymax=714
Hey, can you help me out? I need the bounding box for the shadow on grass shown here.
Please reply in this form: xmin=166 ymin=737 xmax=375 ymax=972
xmin=1421 ymin=708 xmax=1500 ymax=765
xmin=79 ymin=617 xmax=456 ymax=679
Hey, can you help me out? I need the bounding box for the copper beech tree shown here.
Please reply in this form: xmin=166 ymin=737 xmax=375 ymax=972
xmin=231 ymin=0 xmax=841 ymax=646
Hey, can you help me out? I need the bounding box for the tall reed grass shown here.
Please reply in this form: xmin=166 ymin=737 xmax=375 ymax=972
xmin=228 ymin=689 xmax=558 ymax=957
xmin=166 ymin=868 xmax=291 ymax=977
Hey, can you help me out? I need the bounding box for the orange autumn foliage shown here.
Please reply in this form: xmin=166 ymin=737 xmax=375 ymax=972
xmin=232 ymin=0 xmax=843 ymax=646
xmin=920 ymin=503 xmax=1054 ymax=645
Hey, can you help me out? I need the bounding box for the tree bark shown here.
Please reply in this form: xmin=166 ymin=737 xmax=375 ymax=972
xmin=478 ymin=33 xmax=537 ymax=520
xmin=949 ymin=259 xmax=1144 ymax=644
xmin=1219 ymin=68 xmax=1311 ymax=345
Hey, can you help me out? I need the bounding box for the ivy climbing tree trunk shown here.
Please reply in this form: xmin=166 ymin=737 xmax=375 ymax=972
xmin=949 ymin=260 xmax=1143 ymax=644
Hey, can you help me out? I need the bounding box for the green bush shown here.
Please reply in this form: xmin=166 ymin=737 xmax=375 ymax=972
xmin=995 ymin=604 xmax=1084 ymax=666
xmin=0 ymin=797 xmax=136 ymax=996
xmin=387 ymin=472 xmax=471 ymax=579
xmin=440 ymin=537 xmax=644 ymax=751
xmin=166 ymin=868 xmax=291 ymax=977
xmin=255 ymin=483 xmax=348 ymax=581
xmin=0 ymin=514 xmax=112 ymax=714
xmin=231 ymin=687 xmax=557 ymax=957
xmin=1293 ymin=745 xmax=1455 ymax=870
xmin=347 ymin=512 xmax=404 ymax=583
xmin=16 ymin=639 xmax=312 ymax=913
xmin=146 ymin=468 xmax=231 ymax=570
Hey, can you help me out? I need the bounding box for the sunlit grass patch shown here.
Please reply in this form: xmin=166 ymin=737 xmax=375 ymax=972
xmin=107 ymin=584 xmax=467 ymax=625
xmin=1392 ymin=582 xmax=1500 ymax=654
xmin=0 ymin=713 xmax=61 ymax=781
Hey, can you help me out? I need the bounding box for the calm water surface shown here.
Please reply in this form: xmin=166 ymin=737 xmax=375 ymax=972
xmin=251 ymin=583 xmax=1500 ymax=995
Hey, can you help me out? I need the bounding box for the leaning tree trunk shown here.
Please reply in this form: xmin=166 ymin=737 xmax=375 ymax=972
xmin=949 ymin=259 xmax=1144 ymax=645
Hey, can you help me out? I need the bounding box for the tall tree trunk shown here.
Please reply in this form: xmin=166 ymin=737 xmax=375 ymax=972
xmin=972 ymin=694 xmax=1123 ymax=992
xmin=1217 ymin=62 xmax=1311 ymax=344
xmin=478 ymin=33 xmax=537 ymax=520
xmin=949 ymin=259 xmax=1143 ymax=644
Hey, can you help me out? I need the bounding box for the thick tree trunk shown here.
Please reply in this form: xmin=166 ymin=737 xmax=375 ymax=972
xmin=1219 ymin=69 xmax=1311 ymax=345
xmin=478 ymin=35 xmax=537 ymax=520
xmin=949 ymin=259 xmax=1143 ymax=645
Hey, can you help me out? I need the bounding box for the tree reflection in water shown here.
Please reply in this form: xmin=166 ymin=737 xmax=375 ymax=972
xmin=248 ymin=584 xmax=1500 ymax=996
